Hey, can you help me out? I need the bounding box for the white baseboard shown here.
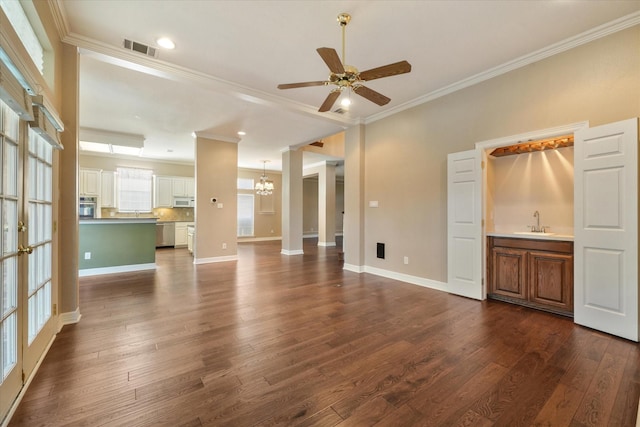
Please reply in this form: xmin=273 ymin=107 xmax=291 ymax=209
xmin=342 ymin=264 xmax=448 ymax=292
xmin=194 ymin=255 xmax=238 ymax=264
xmin=58 ymin=307 xmax=82 ymax=332
xmin=343 ymin=263 xmax=365 ymax=273
xmin=318 ymin=241 xmax=336 ymax=247
xmin=1 ymin=333 xmax=56 ymax=427
xmin=78 ymin=263 xmax=156 ymax=277
xmin=281 ymin=249 xmax=304 ymax=256
xmin=238 ymin=236 xmax=282 ymax=242
xmin=361 ymin=265 xmax=449 ymax=293
xmin=304 ymin=233 xmax=344 ymax=238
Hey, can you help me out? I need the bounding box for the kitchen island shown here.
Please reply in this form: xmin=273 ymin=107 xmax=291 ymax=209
xmin=79 ymin=218 xmax=157 ymax=277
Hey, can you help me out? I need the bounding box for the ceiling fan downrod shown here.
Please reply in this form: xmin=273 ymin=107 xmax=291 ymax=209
xmin=338 ymin=13 xmax=351 ymax=68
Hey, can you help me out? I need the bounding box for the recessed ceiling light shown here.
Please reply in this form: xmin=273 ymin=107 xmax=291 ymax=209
xmin=237 ymin=131 xmax=246 ymax=136
xmin=157 ymin=37 xmax=175 ymax=49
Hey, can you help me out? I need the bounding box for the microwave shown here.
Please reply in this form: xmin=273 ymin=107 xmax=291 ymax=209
xmin=173 ymin=197 xmax=194 ymax=208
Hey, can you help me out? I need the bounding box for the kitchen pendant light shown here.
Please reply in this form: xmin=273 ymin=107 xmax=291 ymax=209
xmin=255 ymin=160 xmax=274 ymax=196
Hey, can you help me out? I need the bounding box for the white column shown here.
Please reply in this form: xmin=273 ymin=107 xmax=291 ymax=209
xmin=281 ymin=148 xmax=304 ymax=255
xmin=318 ymin=161 xmax=336 ymax=247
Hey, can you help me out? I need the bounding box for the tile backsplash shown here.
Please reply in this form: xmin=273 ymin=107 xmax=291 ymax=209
xmin=100 ymin=207 xmax=194 ymax=222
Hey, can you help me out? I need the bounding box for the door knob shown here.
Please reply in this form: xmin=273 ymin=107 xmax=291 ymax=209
xmin=18 ymin=221 xmax=27 ymax=232
xmin=18 ymin=245 xmax=33 ymax=255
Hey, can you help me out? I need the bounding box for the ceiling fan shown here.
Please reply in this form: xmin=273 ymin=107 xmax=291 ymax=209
xmin=277 ymin=13 xmax=412 ymax=112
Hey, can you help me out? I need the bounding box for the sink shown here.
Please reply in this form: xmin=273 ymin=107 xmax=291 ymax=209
xmin=513 ymin=231 xmax=556 ymax=236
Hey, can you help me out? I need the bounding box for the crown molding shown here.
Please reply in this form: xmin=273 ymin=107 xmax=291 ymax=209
xmin=49 ymin=0 xmax=70 ymax=41
xmin=365 ymin=11 xmax=640 ymax=125
xmin=194 ymin=132 xmax=240 ymax=144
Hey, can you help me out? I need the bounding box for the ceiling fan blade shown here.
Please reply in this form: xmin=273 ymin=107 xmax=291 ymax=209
xmin=277 ymin=81 xmax=327 ymax=90
xmin=317 ymin=47 xmax=345 ymax=74
xmin=353 ymin=85 xmax=391 ymax=106
xmin=359 ymin=60 xmax=412 ymax=81
xmin=319 ymin=91 xmax=341 ymax=112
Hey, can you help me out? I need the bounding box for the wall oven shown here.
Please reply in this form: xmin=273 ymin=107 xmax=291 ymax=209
xmin=79 ymin=196 xmax=97 ymax=219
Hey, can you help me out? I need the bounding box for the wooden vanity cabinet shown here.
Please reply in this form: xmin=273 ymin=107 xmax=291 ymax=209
xmin=488 ymin=237 xmax=573 ymax=316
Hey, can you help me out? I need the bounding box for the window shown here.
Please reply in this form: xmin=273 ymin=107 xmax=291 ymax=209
xmin=237 ymin=194 xmax=254 ymax=237
xmin=0 ymin=0 xmax=44 ymax=75
xmin=237 ymin=178 xmax=254 ymax=190
xmin=116 ymin=167 xmax=153 ymax=212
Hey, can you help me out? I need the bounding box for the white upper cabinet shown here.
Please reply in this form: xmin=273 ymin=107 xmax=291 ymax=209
xmin=172 ymin=177 xmax=195 ymax=198
xmin=80 ymin=168 xmax=101 ymax=196
xmin=100 ymin=171 xmax=116 ymax=207
xmin=154 ymin=176 xmax=173 ymax=208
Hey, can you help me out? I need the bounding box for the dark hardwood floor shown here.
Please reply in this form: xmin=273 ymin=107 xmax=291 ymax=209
xmin=9 ymin=239 xmax=640 ymax=426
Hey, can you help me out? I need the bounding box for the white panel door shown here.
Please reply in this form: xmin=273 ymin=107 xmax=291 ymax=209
xmin=447 ymin=149 xmax=484 ymax=300
xmin=574 ymin=118 xmax=638 ymax=341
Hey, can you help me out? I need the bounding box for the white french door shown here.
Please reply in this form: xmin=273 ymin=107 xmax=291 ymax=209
xmin=574 ymin=118 xmax=638 ymax=342
xmin=0 ymin=99 xmax=23 ymax=421
xmin=0 ymin=99 xmax=56 ymax=422
xmin=447 ymin=149 xmax=484 ymax=300
xmin=23 ymin=127 xmax=55 ymax=375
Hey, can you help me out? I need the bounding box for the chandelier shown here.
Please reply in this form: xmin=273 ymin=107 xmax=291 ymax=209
xmin=255 ymin=160 xmax=274 ymax=196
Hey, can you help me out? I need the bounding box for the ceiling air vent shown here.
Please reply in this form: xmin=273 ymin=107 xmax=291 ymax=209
xmin=332 ymin=108 xmax=347 ymax=114
xmin=123 ymin=39 xmax=157 ymax=58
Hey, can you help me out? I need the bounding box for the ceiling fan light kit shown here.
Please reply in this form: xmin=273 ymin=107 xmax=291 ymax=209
xmin=278 ymin=13 xmax=411 ymax=112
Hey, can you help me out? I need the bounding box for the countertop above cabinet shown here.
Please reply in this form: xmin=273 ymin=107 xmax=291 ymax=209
xmin=486 ymin=232 xmax=574 ymax=242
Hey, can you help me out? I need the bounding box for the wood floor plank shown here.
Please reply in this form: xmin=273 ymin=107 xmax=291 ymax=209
xmin=6 ymin=240 xmax=640 ymax=426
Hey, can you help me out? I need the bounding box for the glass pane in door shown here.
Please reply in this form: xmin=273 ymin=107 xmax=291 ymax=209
xmin=26 ymin=129 xmax=52 ymax=344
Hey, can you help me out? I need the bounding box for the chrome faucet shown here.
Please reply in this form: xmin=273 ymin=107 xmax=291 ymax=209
xmin=533 ymin=211 xmax=540 ymax=232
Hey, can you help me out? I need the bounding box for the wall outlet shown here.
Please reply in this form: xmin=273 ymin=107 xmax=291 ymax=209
xmin=222 ymin=243 xmax=227 ymax=249
xmin=84 ymin=252 xmax=91 ymax=260
xmin=186 ymin=211 xmax=190 ymax=216
xmin=217 ymin=203 xmax=223 ymax=209
xmin=270 ymin=229 xmax=274 ymax=234
xmin=109 ymin=212 xmax=115 ymax=217
xmin=404 ymin=256 xmax=409 ymax=265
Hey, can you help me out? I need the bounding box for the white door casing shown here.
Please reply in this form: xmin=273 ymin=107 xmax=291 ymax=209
xmin=447 ymin=149 xmax=484 ymax=300
xmin=574 ymin=118 xmax=638 ymax=342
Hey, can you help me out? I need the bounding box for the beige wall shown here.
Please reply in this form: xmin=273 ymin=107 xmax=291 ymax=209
xmin=238 ymin=168 xmax=282 ymax=239
xmin=363 ymin=26 xmax=640 ymax=282
xmin=489 ymin=147 xmax=574 ymax=235
xmin=194 ymin=137 xmax=238 ymax=260
xmin=303 ymin=177 xmax=344 ymax=236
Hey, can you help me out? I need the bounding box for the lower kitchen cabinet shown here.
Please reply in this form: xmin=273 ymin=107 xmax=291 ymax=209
xmin=174 ymin=222 xmax=193 ymax=248
xmin=488 ymin=236 xmax=573 ymax=316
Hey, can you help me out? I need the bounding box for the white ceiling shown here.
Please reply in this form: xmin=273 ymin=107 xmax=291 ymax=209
xmin=58 ymin=0 xmax=640 ymax=170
